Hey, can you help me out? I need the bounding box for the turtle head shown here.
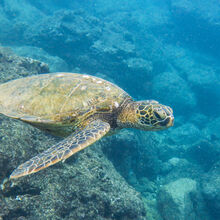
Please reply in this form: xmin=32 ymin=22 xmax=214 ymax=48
xmin=117 ymin=100 xmax=174 ymax=131
xmin=134 ymin=100 xmax=174 ymax=131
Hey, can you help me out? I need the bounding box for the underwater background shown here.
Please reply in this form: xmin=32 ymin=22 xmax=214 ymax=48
xmin=0 ymin=0 xmax=220 ymax=219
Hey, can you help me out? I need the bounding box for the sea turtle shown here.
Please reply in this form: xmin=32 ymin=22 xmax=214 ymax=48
xmin=0 ymin=72 xmax=174 ymax=179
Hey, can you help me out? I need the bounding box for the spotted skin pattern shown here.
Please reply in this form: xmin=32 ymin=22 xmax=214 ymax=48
xmin=10 ymin=120 xmax=110 ymax=179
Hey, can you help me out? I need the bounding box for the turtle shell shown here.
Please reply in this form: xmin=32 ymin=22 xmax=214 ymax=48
xmin=0 ymin=73 xmax=131 ymax=136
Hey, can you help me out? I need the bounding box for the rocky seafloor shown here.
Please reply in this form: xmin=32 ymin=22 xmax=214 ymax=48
xmin=0 ymin=0 xmax=220 ymax=219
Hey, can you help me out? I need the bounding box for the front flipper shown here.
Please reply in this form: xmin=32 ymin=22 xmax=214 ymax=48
xmin=10 ymin=120 xmax=110 ymax=179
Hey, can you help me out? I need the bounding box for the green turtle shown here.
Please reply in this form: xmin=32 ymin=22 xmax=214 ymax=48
xmin=0 ymin=72 xmax=174 ymax=179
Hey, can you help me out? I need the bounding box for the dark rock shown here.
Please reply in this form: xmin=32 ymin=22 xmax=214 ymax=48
xmin=160 ymin=158 xmax=203 ymax=184
xmin=186 ymin=64 xmax=220 ymax=116
xmin=0 ymin=153 xmax=10 ymax=181
xmin=203 ymin=117 xmax=220 ymax=140
xmin=160 ymin=158 xmax=188 ymax=175
xmin=11 ymin=46 xmax=69 ymax=72
xmin=190 ymin=113 xmax=208 ymax=129
xmin=2 ymin=144 xmax=146 ymax=220
xmin=186 ymin=140 xmax=220 ymax=171
xmin=0 ymin=46 xmax=49 ymax=82
xmin=0 ymin=0 xmax=46 ymax=46
xmin=201 ymin=162 xmax=220 ymax=218
xmin=25 ymin=10 xmax=102 ymax=68
xmin=103 ymin=130 xmax=166 ymax=181
xmin=152 ymin=71 xmax=196 ymax=115
xmin=169 ymin=123 xmax=201 ymax=145
xmin=170 ymin=0 xmax=220 ymax=24
xmin=158 ymin=178 xmax=210 ymax=220
xmin=169 ymin=0 xmax=220 ymax=58
xmin=161 ymin=44 xmax=220 ymax=117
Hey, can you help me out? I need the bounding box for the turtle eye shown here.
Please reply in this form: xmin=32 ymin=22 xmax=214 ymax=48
xmin=154 ymin=111 xmax=161 ymax=119
xmin=154 ymin=109 xmax=166 ymax=120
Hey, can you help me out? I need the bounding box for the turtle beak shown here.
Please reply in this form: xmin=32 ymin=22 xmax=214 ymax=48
xmin=162 ymin=105 xmax=174 ymax=128
xmin=166 ymin=116 xmax=174 ymax=127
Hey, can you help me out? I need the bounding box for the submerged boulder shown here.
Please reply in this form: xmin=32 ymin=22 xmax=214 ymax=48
xmin=203 ymin=117 xmax=220 ymax=141
xmin=201 ymin=162 xmax=220 ymax=218
xmin=11 ymin=46 xmax=69 ymax=73
xmin=2 ymin=142 xmax=147 ymax=220
xmin=169 ymin=123 xmax=201 ymax=146
xmin=158 ymin=178 xmax=210 ymax=220
xmin=0 ymin=46 xmax=49 ymax=83
xmin=152 ymin=71 xmax=196 ymax=115
xmin=170 ymin=0 xmax=220 ymax=24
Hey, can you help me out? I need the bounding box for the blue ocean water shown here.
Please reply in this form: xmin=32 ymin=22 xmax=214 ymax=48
xmin=0 ymin=0 xmax=220 ymax=219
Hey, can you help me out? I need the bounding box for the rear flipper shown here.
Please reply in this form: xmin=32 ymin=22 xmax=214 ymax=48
xmin=10 ymin=120 xmax=110 ymax=179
